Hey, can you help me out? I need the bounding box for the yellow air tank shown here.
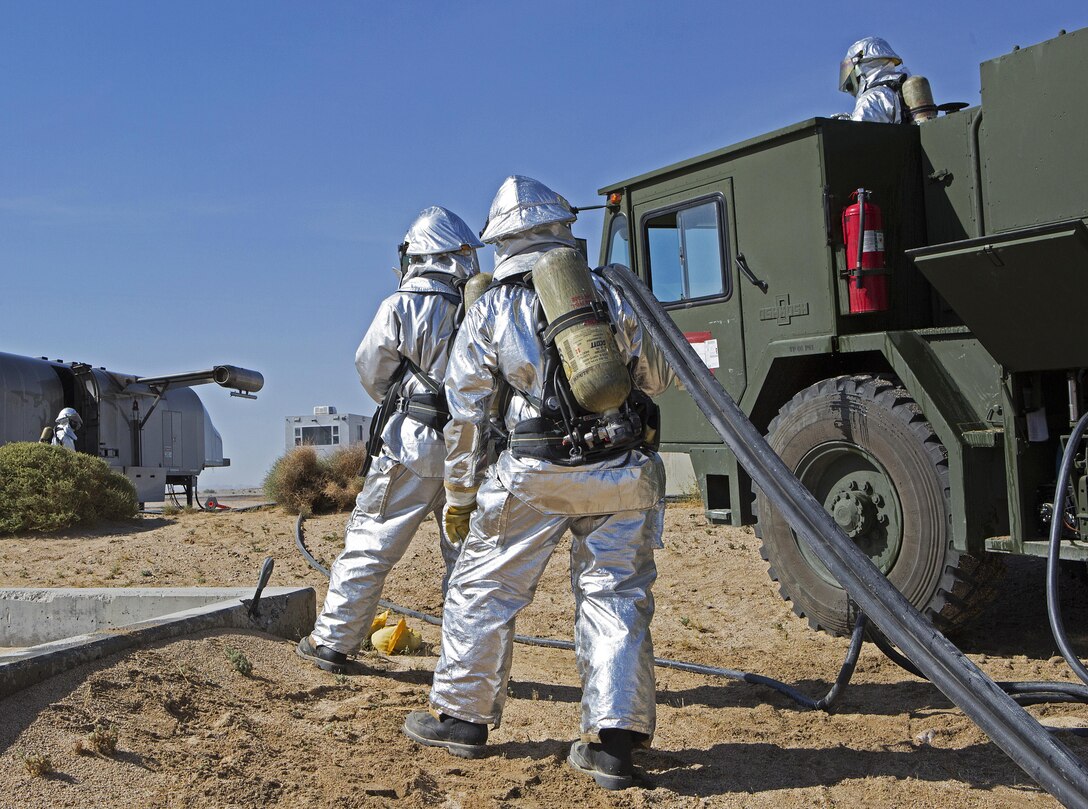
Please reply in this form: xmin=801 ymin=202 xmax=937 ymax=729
xmin=902 ymin=76 xmax=938 ymax=123
xmin=532 ymin=248 xmax=631 ymax=413
xmin=463 ymin=272 xmax=493 ymax=309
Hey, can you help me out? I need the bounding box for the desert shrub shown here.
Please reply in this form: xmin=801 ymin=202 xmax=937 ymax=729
xmin=224 ymin=647 xmax=253 ymax=676
xmin=323 ymin=444 xmax=368 ymax=510
xmin=21 ymin=751 xmax=52 ymax=777
xmin=263 ymin=444 xmax=366 ymax=515
xmin=264 ymin=446 xmax=327 ymax=514
xmin=0 ymin=442 xmax=138 ymax=534
xmin=78 ymin=723 xmax=119 ymax=756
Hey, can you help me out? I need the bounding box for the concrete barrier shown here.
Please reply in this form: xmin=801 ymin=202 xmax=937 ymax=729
xmin=0 ymin=586 xmax=316 ymax=699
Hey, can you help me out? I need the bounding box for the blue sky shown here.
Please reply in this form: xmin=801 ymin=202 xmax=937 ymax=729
xmin=2 ymin=2 xmax=1085 ymax=487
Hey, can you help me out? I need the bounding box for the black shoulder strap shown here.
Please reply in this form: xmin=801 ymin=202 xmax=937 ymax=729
xmin=361 ymin=358 xmax=410 ymax=476
xmin=493 ymin=271 xmax=533 ymax=289
xmin=403 ymin=269 xmax=473 ymax=365
xmin=867 ymin=78 xmax=908 ymax=122
xmin=869 ymin=76 xmax=905 ymax=90
xmin=403 ymin=356 xmax=443 ymax=396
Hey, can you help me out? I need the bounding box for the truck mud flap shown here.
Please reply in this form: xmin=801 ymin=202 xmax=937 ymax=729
xmin=601 ymin=263 xmax=1088 ymax=807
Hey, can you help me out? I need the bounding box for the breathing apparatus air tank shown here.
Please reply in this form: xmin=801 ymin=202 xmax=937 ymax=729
xmin=532 ymin=247 xmax=631 ymax=414
xmin=902 ymin=76 xmax=938 ymax=123
xmin=463 ymin=273 xmax=493 ymax=309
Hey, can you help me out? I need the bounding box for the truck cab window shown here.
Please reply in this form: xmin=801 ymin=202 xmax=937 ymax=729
xmin=644 ymin=199 xmax=727 ymax=302
xmin=606 ymin=214 xmax=629 ymax=266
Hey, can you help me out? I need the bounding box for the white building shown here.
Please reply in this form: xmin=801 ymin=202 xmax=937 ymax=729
xmin=285 ymin=406 xmax=371 ymax=457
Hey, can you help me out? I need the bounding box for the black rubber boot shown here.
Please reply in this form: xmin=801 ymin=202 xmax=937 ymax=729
xmin=296 ymin=635 xmax=350 ymax=674
xmin=402 ymin=711 xmax=488 ymax=758
xmin=567 ymin=729 xmax=635 ymax=790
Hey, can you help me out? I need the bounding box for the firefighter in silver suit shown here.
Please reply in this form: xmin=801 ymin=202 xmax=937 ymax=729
xmin=839 ymin=36 xmax=911 ymax=123
xmin=297 ymin=206 xmax=483 ymax=674
xmin=403 ymin=176 xmax=674 ymax=791
xmin=49 ymin=407 xmax=82 ymax=450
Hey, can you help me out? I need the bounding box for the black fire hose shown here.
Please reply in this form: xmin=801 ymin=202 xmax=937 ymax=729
xmin=297 ymin=505 xmax=1088 ymax=719
xmin=599 ymin=264 xmax=1088 ymax=807
xmin=1049 ymin=411 xmax=1088 ymax=688
xmin=293 ymin=513 xmax=867 ymax=711
xmin=867 ymin=625 xmax=1088 ymax=712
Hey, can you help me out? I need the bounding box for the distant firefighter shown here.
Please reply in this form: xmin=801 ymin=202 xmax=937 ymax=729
xmin=45 ymin=407 xmax=82 ymax=450
xmin=839 ymin=36 xmax=911 ymax=123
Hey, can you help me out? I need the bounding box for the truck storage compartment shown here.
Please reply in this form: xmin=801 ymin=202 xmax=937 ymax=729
xmin=908 ymin=219 xmax=1088 ymax=371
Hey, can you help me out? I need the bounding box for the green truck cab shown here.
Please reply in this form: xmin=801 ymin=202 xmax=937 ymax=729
xmin=598 ymin=28 xmax=1088 ymax=635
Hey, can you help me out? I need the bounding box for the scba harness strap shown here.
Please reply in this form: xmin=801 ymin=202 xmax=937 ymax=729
xmin=493 ymin=270 xmax=658 ymax=466
xmin=358 ymin=274 xmax=462 ymax=476
xmin=866 ymin=76 xmax=908 ymax=124
xmin=540 ymin=300 xmax=611 ymax=345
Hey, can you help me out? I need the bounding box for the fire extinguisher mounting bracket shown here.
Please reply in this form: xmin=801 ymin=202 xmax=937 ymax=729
xmin=839 ymin=266 xmax=891 ymax=280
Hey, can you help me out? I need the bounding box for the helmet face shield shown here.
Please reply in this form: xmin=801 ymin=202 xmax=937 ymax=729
xmin=839 ymin=57 xmax=860 ymax=94
xmin=840 ymin=37 xmax=903 ymax=94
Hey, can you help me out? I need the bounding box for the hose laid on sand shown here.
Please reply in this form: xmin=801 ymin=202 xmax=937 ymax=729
xmin=294 ymin=513 xmax=866 ymax=711
xmin=294 ymin=512 xmax=1088 ymax=718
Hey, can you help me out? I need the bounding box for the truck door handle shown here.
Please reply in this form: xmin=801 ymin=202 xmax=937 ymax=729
xmin=736 ymin=253 xmax=769 ymax=293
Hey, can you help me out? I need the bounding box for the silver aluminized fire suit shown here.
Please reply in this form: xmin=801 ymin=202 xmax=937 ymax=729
xmin=431 ymin=178 xmax=673 ymax=744
xmin=51 ymin=407 xmax=81 ymax=450
xmin=310 ymin=207 xmax=482 ymax=656
xmin=839 ymin=37 xmax=911 ymax=123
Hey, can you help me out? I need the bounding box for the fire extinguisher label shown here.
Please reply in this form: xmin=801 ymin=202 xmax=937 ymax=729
xmin=863 ymin=230 xmax=884 ymax=252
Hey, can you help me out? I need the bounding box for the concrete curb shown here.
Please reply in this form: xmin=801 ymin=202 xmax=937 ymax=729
xmin=0 ymin=586 xmax=315 ymax=699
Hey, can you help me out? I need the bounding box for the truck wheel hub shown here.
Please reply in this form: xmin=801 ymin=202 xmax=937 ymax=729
xmin=832 ymin=491 xmax=874 ymax=537
xmin=793 ymin=442 xmax=904 ymax=582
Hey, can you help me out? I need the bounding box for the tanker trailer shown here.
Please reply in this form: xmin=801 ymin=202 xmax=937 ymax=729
xmin=0 ymin=351 xmax=263 ymax=504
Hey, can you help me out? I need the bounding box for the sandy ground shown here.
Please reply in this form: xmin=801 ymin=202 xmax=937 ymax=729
xmin=3 ymin=503 xmax=1088 ymax=808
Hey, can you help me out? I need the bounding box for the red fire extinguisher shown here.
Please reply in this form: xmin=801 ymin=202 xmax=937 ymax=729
xmin=841 ymin=188 xmax=889 ymax=314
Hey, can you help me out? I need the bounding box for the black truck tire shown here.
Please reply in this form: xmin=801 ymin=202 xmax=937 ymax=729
xmin=756 ymin=374 xmax=1002 ymax=636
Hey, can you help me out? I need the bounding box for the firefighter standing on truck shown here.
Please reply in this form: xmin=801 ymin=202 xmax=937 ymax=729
xmin=839 ymin=36 xmax=911 ymax=123
xmin=296 ymin=206 xmax=483 ymax=674
xmin=402 ymin=176 xmax=675 ymax=791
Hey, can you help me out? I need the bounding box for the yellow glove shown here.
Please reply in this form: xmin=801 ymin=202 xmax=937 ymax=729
xmin=443 ymin=502 xmax=476 ymax=545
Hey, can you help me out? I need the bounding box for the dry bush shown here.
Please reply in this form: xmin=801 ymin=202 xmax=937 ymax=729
xmin=264 ymin=446 xmax=328 ymax=515
xmin=21 ymin=752 xmax=52 ymax=777
xmin=74 ymin=722 xmax=119 ymax=756
xmin=0 ymin=442 xmax=137 ymax=534
xmin=263 ymin=444 xmax=366 ymax=515
xmin=323 ymin=444 xmax=367 ymax=510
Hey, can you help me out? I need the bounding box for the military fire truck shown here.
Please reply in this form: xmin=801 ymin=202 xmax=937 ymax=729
xmin=596 ymin=28 xmax=1088 ymax=635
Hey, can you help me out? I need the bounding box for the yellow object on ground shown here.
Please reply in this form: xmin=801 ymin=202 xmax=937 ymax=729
xmin=369 ymin=608 xmax=391 ymax=638
xmin=370 ymin=617 xmax=422 ymax=654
